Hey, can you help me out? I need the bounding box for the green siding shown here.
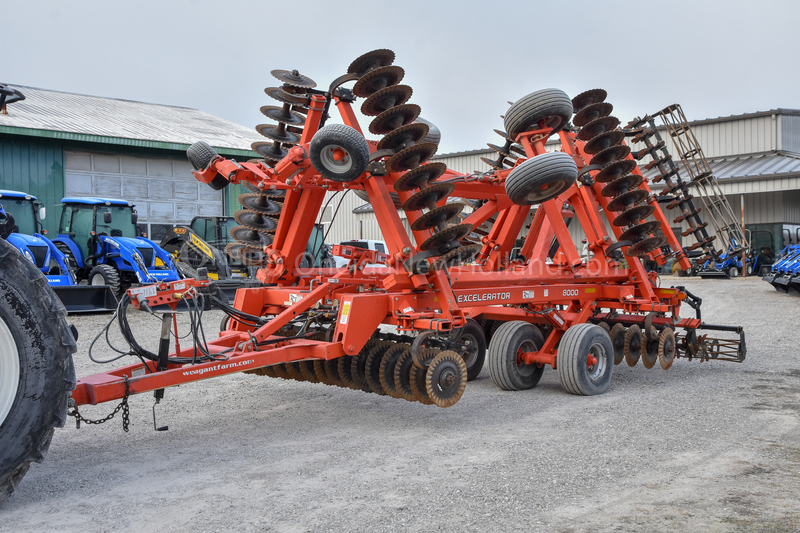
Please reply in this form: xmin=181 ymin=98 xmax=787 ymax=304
xmin=226 ymin=183 xmax=243 ymax=217
xmin=0 ymin=137 xmax=64 ymax=235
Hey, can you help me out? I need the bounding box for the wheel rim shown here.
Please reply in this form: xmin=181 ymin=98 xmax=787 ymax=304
xmin=0 ymin=315 xmax=20 ymax=426
xmin=461 ymin=333 xmax=478 ymax=367
xmin=515 ymin=339 xmax=540 ymax=377
xmin=91 ymin=273 xmax=106 ymax=285
xmin=320 ymin=144 xmax=353 ymax=174
xmin=586 ymin=342 xmax=608 ymax=382
xmin=524 ymin=179 xmax=569 ymax=203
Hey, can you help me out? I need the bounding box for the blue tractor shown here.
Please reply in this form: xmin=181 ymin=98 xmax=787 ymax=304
xmin=698 ymin=238 xmax=766 ymax=279
xmin=763 ymin=244 xmax=800 ymax=295
xmin=53 ymin=197 xmax=180 ymax=297
xmin=0 ymin=190 xmax=116 ymax=312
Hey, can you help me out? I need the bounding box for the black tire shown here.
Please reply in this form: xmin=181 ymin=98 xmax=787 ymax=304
xmin=187 ymin=141 xmax=228 ymax=190
xmin=728 ymin=266 xmax=739 ymax=278
xmin=504 ymin=88 xmax=573 ymax=139
xmin=487 ymin=321 xmax=546 ymax=391
xmin=0 ymin=239 xmax=77 ymax=495
xmin=88 ymin=264 xmax=121 ymax=297
xmin=309 ymin=124 xmax=370 ymax=182
xmin=187 ymin=141 xmax=220 ymax=171
xmin=454 ymin=318 xmax=487 ymax=381
xmin=175 ymin=261 xmax=199 ymax=280
xmin=414 ymin=116 xmax=441 ymax=146
xmin=557 ymin=323 xmax=613 ymax=396
xmin=505 ymin=152 xmax=578 ymax=205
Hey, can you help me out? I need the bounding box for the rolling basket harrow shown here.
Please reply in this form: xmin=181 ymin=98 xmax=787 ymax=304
xmin=69 ymin=49 xmax=746 ymax=415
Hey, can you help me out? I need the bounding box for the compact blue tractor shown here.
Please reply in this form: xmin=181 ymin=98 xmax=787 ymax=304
xmin=0 ymin=190 xmax=116 ymax=312
xmin=52 ymin=197 xmax=180 ymax=297
xmin=763 ymin=244 xmax=800 ymax=295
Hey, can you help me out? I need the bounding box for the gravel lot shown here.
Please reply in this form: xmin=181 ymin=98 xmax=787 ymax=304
xmin=1 ymin=276 xmax=799 ymax=532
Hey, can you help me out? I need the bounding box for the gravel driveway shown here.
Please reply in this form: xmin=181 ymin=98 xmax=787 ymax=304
xmin=1 ymin=277 xmax=799 ymax=532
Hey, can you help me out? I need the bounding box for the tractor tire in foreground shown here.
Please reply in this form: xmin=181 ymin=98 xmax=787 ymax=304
xmin=0 ymin=238 xmax=76 ymax=495
xmin=557 ymin=323 xmax=613 ymax=395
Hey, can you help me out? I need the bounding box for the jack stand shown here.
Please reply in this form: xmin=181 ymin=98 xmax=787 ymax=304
xmin=152 ymin=311 xmax=174 ymax=431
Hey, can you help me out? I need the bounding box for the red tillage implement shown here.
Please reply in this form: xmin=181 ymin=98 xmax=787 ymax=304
xmin=71 ymin=50 xmax=744 ymax=413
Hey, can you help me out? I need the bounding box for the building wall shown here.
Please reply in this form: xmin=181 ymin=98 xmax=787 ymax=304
xmin=0 ymin=135 xmax=64 ymax=235
xmin=64 ymin=150 xmax=224 ymax=240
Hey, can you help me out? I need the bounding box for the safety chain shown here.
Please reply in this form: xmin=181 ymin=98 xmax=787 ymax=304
xmin=68 ymin=377 xmax=131 ymax=432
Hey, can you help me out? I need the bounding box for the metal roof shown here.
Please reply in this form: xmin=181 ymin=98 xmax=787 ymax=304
xmin=0 ymin=84 xmax=264 ymax=155
xmin=640 ymin=151 xmax=800 ymax=182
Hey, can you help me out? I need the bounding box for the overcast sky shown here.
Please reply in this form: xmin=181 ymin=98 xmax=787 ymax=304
xmin=4 ymin=0 xmax=799 ymax=155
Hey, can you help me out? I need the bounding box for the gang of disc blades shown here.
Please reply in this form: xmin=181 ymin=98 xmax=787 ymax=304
xmin=577 ymin=116 xmax=620 ymax=141
xmin=238 ymin=193 xmax=283 ymax=215
xmin=360 ymin=85 xmax=413 ymax=116
xmin=419 ymin=224 xmax=474 ymax=252
xmin=619 ymin=221 xmax=661 ymax=242
xmin=271 ymin=69 xmax=316 ymax=89
xmin=431 ymin=244 xmax=481 ymax=270
xmin=573 ymin=102 xmax=614 ymax=127
xmin=409 ymin=203 xmax=464 ymax=231
xmin=376 ymin=122 xmax=429 ymax=152
xmin=583 ymin=129 xmax=626 ymax=155
xmin=589 ymin=144 xmax=631 ymax=167
xmin=572 ymin=89 xmax=608 ymax=112
xmin=260 ymin=105 xmax=305 ymax=126
xmin=352 ymin=66 xmax=405 ymax=98
xmin=385 ymin=143 xmax=438 ymax=173
xmin=607 ymin=189 xmax=650 ymax=212
xmin=348 ymin=49 xmax=395 ymax=75
xmin=256 ymin=124 xmax=301 ymax=145
xmin=368 ymin=103 xmax=421 ymax=135
xmin=401 ymin=183 xmax=456 ymax=211
xmin=594 ymin=159 xmax=637 ymax=183
xmin=394 ymin=163 xmax=447 ymax=192
xmin=612 ymin=204 xmax=655 ymax=226
xmin=230 ymin=226 xmax=274 ymax=247
xmin=251 ymin=141 xmax=289 ymax=161
xmin=264 ymin=86 xmax=307 ymax=106
xmin=600 ymin=173 xmax=643 ymax=197
xmin=626 ymin=236 xmax=668 ymax=257
xmin=234 ymin=209 xmax=279 ymax=232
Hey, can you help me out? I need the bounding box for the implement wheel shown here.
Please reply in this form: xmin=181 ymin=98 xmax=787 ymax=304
xmin=504 ymin=88 xmax=573 ymax=139
xmin=557 ymin=323 xmax=613 ymax=396
xmin=505 ymin=152 xmax=578 ymax=205
xmin=487 ymin=321 xmax=546 ymax=391
xmin=309 ymin=124 xmax=370 ymax=182
xmin=0 ymin=239 xmax=76 ymax=495
xmin=453 ymin=318 xmax=487 ymax=381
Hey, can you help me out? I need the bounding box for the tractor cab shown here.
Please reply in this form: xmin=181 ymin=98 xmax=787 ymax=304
xmin=54 ymin=197 xmax=180 ymax=296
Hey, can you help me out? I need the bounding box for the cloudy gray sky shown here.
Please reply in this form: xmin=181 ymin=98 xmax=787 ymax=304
xmin=4 ymin=0 xmax=799 ymax=155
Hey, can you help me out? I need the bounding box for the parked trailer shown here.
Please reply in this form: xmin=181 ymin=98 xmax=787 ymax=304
xmin=0 ymin=50 xmax=746 ymax=494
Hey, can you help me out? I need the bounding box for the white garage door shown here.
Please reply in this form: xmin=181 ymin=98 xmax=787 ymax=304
xmin=64 ymin=151 xmax=223 ymax=241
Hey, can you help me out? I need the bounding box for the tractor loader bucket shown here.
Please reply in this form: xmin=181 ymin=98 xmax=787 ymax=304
xmin=53 ymin=284 xmax=118 ymax=313
xmin=771 ymin=275 xmax=792 ymax=294
xmin=698 ymin=268 xmax=730 ymax=279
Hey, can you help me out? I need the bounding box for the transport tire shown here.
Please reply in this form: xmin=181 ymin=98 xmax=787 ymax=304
xmin=505 ymin=152 xmax=578 ymax=205
xmin=453 ymin=318 xmax=487 ymax=381
xmin=0 ymin=238 xmax=77 ymax=495
xmin=504 ymin=88 xmax=573 ymax=139
xmin=557 ymin=323 xmax=613 ymax=395
xmin=487 ymin=321 xmax=546 ymax=391
xmin=728 ymin=267 xmax=739 ymax=278
xmin=309 ymin=124 xmax=370 ymax=182
xmin=89 ymin=264 xmax=121 ymax=298
xmin=187 ymin=141 xmax=228 ymax=190
xmin=414 ymin=116 xmax=441 ymax=146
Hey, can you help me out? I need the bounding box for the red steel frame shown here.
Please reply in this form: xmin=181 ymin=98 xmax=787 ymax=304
xmin=72 ymin=94 xmax=699 ymax=407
